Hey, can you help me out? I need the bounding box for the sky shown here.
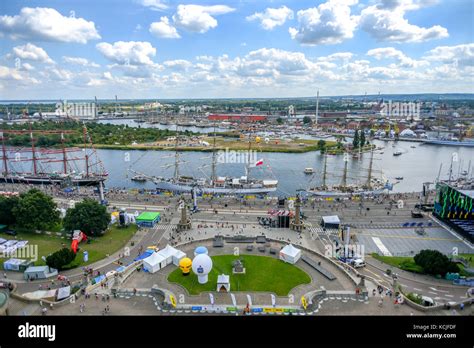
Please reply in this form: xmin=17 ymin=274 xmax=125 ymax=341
xmin=0 ymin=0 xmax=473 ymax=100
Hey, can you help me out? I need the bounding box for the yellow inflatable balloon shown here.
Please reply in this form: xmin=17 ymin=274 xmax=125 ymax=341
xmin=255 ymin=136 xmax=261 ymax=143
xmin=179 ymin=257 xmax=192 ymax=275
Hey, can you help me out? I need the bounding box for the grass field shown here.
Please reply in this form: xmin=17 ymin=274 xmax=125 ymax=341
xmin=167 ymin=254 xmax=311 ymax=296
xmin=371 ymin=253 xmax=424 ymax=273
xmin=0 ymin=224 xmax=137 ymax=270
xmin=371 ymin=253 xmax=474 ymax=276
xmin=92 ymin=137 xmax=337 ymax=153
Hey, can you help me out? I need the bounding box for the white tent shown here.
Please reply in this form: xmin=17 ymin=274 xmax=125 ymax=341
xmin=217 ymin=274 xmax=230 ymax=292
xmin=279 ymin=244 xmax=302 ymax=264
xmin=321 ymin=215 xmax=341 ymax=228
xmin=143 ymin=245 xmax=187 ymax=273
xmin=172 ymin=249 xmax=186 ymax=266
xmin=143 ymin=252 xmax=167 ymax=273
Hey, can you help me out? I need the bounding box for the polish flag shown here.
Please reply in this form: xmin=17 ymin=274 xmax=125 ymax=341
xmin=253 ymin=159 xmax=263 ymax=167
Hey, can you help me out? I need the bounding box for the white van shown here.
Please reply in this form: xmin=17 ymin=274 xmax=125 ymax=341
xmin=352 ymin=259 xmax=366 ymax=268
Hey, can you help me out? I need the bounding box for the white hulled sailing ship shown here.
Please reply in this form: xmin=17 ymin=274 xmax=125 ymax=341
xmin=131 ymin=125 xmax=278 ymax=194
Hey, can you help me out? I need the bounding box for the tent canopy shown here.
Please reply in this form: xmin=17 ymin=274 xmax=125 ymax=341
xmin=280 ymin=244 xmax=301 ymax=258
xmin=136 ymin=212 xmax=160 ymax=222
xmin=321 ymin=215 xmax=340 ymax=225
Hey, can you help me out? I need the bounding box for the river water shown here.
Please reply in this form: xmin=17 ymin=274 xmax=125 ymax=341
xmin=94 ymin=141 xmax=472 ymax=196
xmin=4 ymin=119 xmax=469 ymax=196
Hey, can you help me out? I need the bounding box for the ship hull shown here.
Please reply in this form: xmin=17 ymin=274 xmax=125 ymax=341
xmin=0 ymin=176 xmax=106 ymax=186
xmin=423 ymin=140 xmax=474 ymax=147
xmin=155 ymin=180 xmax=277 ymax=194
xmin=307 ymin=189 xmax=387 ymax=197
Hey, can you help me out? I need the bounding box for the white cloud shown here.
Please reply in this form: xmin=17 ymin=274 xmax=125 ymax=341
xmin=21 ymin=63 xmax=34 ymax=71
xmin=246 ymin=6 xmax=294 ymax=31
xmin=163 ymin=59 xmax=192 ymax=70
xmin=424 ymin=43 xmax=474 ymax=68
xmin=0 ymin=65 xmax=40 ymax=85
xmin=172 ymin=4 xmax=235 ymax=33
xmin=96 ymin=41 xmax=156 ymax=66
xmin=137 ymin=0 xmax=168 ymax=11
xmin=149 ymin=17 xmax=181 ymax=39
xmin=367 ymin=47 xmax=428 ymax=67
xmin=318 ymin=52 xmax=354 ymax=62
xmin=63 ymin=56 xmax=100 ymax=68
xmin=12 ymin=43 xmax=54 ymax=64
xmin=0 ymin=7 xmax=100 ymax=44
xmin=359 ymin=0 xmax=448 ymax=42
xmin=289 ymin=0 xmax=359 ymax=45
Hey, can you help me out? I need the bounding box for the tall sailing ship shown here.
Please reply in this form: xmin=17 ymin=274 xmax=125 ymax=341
xmin=131 ymin=125 xmax=278 ymax=194
xmin=0 ymin=124 xmax=107 ymax=186
xmin=307 ymin=148 xmax=393 ymax=197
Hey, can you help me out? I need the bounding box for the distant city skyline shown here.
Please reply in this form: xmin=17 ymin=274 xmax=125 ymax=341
xmin=1 ymin=0 xmax=473 ymax=99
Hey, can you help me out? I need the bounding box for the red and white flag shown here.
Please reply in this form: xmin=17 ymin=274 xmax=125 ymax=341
xmin=251 ymin=159 xmax=263 ymax=167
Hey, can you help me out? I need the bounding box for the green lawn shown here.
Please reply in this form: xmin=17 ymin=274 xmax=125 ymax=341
xmin=167 ymin=254 xmax=311 ymax=296
xmin=371 ymin=253 xmax=474 ymax=276
xmin=371 ymin=253 xmax=424 ymax=273
xmin=459 ymin=254 xmax=474 ymax=268
xmin=0 ymin=224 xmax=137 ymax=270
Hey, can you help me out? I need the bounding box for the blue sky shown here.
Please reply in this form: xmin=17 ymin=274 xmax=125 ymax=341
xmin=0 ymin=0 xmax=473 ymax=99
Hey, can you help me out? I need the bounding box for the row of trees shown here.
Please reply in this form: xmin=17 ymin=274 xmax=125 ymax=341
xmin=1 ymin=121 xmax=195 ymax=147
xmin=352 ymin=129 xmax=368 ymax=149
xmin=0 ymin=189 xmax=59 ymax=231
xmin=0 ymin=189 xmax=110 ymax=236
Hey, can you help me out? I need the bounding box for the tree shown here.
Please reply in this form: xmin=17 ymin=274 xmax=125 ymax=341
xmin=46 ymin=248 xmax=76 ymax=271
xmin=359 ymin=130 xmax=366 ymax=148
xmin=414 ymin=249 xmax=459 ymax=276
xmin=63 ymin=198 xmax=111 ymax=236
xmin=0 ymin=195 xmax=19 ymax=225
xmin=276 ymin=117 xmax=283 ymax=125
xmin=317 ymin=140 xmax=326 ymax=151
xmin=13 ymin=189 xmax=59 ymax=231
xmin=352 ymin=130 xmax=359 ymax=148
xmin=303 ymin=116 xmax=312 ymax=125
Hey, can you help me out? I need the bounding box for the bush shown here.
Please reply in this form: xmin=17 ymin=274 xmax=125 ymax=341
xmin=406 ymin=292 xmax=423 ymax=305
xmin=45 ymin=248 xmax=76 ymax=271
xmin=414 ymin=249 xmax=459 ymax=276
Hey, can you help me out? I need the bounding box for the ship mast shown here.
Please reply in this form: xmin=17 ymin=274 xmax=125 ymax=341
xmin=246 ymin=129 xmax=252 ymax=180
xmin=83 ymin=125 xmax=89 ymax=177
xmin=1 ymin=131 xmax=7 ymax=176
xmin=341 ymin=154 xmax=348 ymax=188
xmin=174 ymin=124 xmax=180 ymax=179
xmin=211 ymin=123 xmax=217 ymax=183
xmin=61 ymin=132 xmax=67 ymax=174
xmin=367 ymin=147 xmax=374 ymax=189
xmin=29 ymin=124 xmax=37 ymax=175
xmin=322 ymin=151 xmax=328 ymax=188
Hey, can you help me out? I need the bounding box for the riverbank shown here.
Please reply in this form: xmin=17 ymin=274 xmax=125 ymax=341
xmin=87 ymin=138 xmax=338 ymax=153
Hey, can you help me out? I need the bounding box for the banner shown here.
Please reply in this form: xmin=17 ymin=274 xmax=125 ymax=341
xmin=230 ymin=293 xmax=237 ymax=307
xmin=271 ymin=294 xmax=276 ymax=307
xmin=209 ymin=293 xmax=214 ymax=305
xmin=246 ymin=294 xmax=252 ymax=307
xmin=169 ymin=294 xmax=177 ymax=308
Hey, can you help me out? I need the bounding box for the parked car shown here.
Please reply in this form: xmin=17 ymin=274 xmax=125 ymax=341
xmin=351 ymin=259 xmax=366 ymax=268
xmin=411 ymin=211 xmax=424 ymax=218
xmin=4 ymin=229 xmax=17 ymax=236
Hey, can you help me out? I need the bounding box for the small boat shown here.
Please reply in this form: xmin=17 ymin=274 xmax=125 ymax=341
xmin=393 ymin=151 xmax=402 ymax=156
xmin=304 ymin=168 xmax=315 ymax=174
xmin=395 ymin=176 xmax=404 ymax=180
xmin=131 ymin=175 xmax=147 ymax=182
